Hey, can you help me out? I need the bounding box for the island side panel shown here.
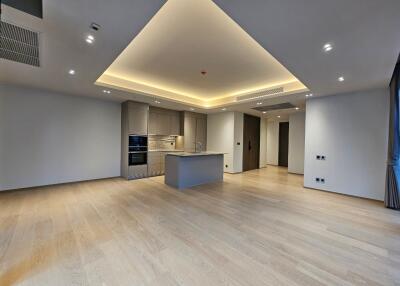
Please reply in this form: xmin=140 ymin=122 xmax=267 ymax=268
xmin=165 ymin=154 xmax=224 ymax=189
xmin=165 ymin=155 xmax=180 ymax=188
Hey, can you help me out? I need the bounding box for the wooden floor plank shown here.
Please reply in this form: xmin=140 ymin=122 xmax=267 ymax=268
xmin=0 ymin=166 xmax=399 ymax=286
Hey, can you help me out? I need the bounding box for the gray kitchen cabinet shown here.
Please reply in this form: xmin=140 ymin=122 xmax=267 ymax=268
xmin=148 ymin=152 xmax=161 ymax=176
xmin=121 ymin=101 xmax=149 ymax=179
xmin=196 ymin=117 xmax=207 ymax=151
xmin=126 ymin=101 xmax=148 ymax=135
xmin=148 ymin=111 xmax=158 ymax=135
xmin=160 ymin=153 xmax=166 ymax=174
xmin=182 ymin=111 xmax=207 ymax=152
xmin=149 ymin=106 xmax=181 ymax=135
xmin=128 ymin=165 xmax=148 ymax=179
xmin=184 ymin=115 xmax=197 ymax=152
xmin=158 ymin=112 xmax=171 ymax=135
xmin=169 ymin=113 xmax=181 ymax=135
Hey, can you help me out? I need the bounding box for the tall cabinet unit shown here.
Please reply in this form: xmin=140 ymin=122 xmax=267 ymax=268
xmin=181 ymin=111 xmax=207 ymax=152
xmin=121 ymin=101 xmax=149 ymax=179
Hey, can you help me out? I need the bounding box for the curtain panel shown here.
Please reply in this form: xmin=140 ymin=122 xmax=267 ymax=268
xmin=385 ymin=57 xmax=400 ymax=209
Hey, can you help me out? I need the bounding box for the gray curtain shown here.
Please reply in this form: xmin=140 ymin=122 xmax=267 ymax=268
xmin=385 ymin=57 xmax=400 ymax=209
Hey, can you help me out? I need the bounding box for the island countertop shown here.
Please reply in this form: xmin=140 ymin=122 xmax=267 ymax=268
xmin=166 ymin=151 xmax=225 ymax=157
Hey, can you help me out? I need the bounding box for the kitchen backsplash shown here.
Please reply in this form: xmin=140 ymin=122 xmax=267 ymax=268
xmin=148 ymin=135 xmax=178 ymax=150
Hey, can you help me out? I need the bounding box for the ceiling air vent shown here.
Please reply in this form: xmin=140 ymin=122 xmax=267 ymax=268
xmin=252 ymin=102 xmax=295 ymax=112
xmin=0 ymin=21 xmax=40 ymax=67
xmin=236 ymin=86 xmax=284 ymax=101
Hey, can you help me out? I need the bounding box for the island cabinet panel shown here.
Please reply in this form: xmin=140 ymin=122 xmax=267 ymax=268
xmin=182 ymin=111 xmax=207 ymax=152
xmin=149 ymin=107 xmax=182 ymax=135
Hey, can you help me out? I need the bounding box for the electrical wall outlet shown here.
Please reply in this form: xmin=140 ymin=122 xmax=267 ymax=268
xmin=315 ymin=177 xmax=320 ymax=182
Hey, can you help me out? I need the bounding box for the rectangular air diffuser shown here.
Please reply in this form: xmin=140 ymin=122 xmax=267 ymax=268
xmin=252 ymin=102 xmax=295 ymax=112
xmin=0 ymin=21 xmax=40 ymax=67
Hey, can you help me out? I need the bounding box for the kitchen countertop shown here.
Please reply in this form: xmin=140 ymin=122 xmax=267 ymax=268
xmin=148 ymin=149 xmax=184 ymax=152
xmin=166 ymin=151 xmax=225 ymax=157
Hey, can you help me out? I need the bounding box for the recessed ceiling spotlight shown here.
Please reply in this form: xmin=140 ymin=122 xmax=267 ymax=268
xmin=262 ymin=111 xmax=267 ymax=114
xmin=68 ymin=69 xmax=75 ymax=75
xmin=338 ymin=76 xmax=344 ymax=82
xmin=256 ymin=102 xmax=262 ymax=105
xmin=221 ymin=108 xmax=226 ymax=111
xmin=85 ymin=34 xmax=95 ymax=44
xmin=190 ymin=108 xmax=195 ymax=111
xmin=277 ymin=115 xmax=281 ymax=118
xmin=102 ymin=90 xmax=111 ymax=94
xmin=295 ymin=107 xmax=299 ymax=110
xmin=323 ymin=43 xmax=333 ymax=52
xmin=155 ymin=100 xmax=161 ymax=104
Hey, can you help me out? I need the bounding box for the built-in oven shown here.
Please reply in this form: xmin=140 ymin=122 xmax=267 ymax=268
xmin=129 ymin=135 xmax=148 ymax=152
xmin=129 ymin=152 xmax=147 ymax=166
xmin=129 ymin=135 xmax=148 ymax=166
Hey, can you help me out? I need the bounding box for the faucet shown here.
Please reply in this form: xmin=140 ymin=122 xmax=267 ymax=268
xmin=195 ymin=142 xmax=203 ymax=153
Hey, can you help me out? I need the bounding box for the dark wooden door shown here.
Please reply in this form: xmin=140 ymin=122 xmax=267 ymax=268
xmin=278 ymin=122 xmax=289 ymax=167
xmin=243 ymin=114 xmax=260 ymax=171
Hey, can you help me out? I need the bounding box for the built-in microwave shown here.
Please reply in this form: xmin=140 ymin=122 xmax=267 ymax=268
xmin=129 ymin=152 xmax=147 ymax=166
xmin=129 ymin=135 xmax=148 ymax=152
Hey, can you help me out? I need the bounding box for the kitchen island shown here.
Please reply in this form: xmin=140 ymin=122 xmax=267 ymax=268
xmin=164 ymin=152 xmax=224 ymax=189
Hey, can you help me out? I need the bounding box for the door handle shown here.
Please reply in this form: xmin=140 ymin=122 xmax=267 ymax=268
xmin=248 ymin=140 xmax=251 ymax=151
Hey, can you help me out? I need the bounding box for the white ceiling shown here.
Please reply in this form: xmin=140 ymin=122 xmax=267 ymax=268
xmin=1 ymin=0 xmax=399 ymax=117
xmin=97 ymin=0 xmax=306 ymax=106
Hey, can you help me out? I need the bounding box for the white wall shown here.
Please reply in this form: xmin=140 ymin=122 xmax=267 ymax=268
xmin=304 ymin=88 xmax=389 ymax=200
xmin=233 ymin=112 xmax=244 ymax=173
xmin=0 ymin=85 xmax=121 ymax=191
xmin=266 ymin=120 xmax=280 ymax=165
xmin=288 ymin=112 xmax=305 ymax=174
xmin=207 ymin=111 xmax=243 ymax=173
xmin=259 ymin=118 xmax=268 ymax=168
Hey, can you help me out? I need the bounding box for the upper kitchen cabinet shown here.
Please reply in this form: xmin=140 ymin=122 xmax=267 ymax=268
xmin=122 ymin=101 xmax=149 ymax=135
xmin=149 ymin=106 xmax=182 ymax=136
xmin=169 ymin=113 xmax=181 ymax=135
xmin=181 ymin=111 xmax=207 ymax=152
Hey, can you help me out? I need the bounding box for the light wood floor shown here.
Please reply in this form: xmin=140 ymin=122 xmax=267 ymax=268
xmin=1 ymin=166 xmax=399 ymax=286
